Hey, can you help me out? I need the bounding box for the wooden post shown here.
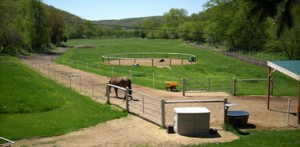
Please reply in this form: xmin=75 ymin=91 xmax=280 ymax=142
xmin=106 ymin=84 xmax=110 ymax=104
xmin=152 ymin=59 xmax=154 ymax=66
xmin=79 ymin=75 xmax=82 ymax=92
xmin=298 ymin=81 xmax=300 ymax=124
xmin=287 ymin=98 xmax=291 ymax=126
xmin=208 ymin=78 xmax=211 ymax=92
xmin=152 ymin=72 xmax=155 ymax=89
xmin=126 ymin=88 xmax=130 ymax=112
xmin=224 ymin=97 xmax=228 ymax=125
xmin=182 ymin=78 xmax=186 ymax=96
xmin=161 ymin=99 xmax=166 ymax=128
xmin=92 ymin=79 xmax=94 ymax=97
xmin=69 ymin=75 xmax=71 ymax=88
xmin=267 ymin=67 xmax=272 ymax=110
xmin=232 ymin=78 xmax=236 ymax=96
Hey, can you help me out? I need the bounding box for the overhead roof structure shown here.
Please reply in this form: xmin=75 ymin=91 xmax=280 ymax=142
xmin=267 ymin=60 xmax=300 ymax=124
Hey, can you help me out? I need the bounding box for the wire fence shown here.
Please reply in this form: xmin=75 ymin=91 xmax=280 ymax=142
xmin=23 ymin=59 xmax=108 ymax=102
xmin=194 ymin=44 xmax=271 ymax=67
xmin=59 ymin=59 xmax=182 ymax=90
xmin=27 ymin=55 xmax=273 ymax=98
xmin=182 ymin=78 xmax=233 ymax=96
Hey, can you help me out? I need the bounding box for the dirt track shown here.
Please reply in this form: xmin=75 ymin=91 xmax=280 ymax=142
xmin=15 ymin=48 xmax=299 ymax=146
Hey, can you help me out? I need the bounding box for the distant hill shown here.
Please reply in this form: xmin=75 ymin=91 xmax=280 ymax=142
xmin=43 ymin=4 xmax=84 ymax=26
xmin=94 ymin=16 xmax=163 ymax=28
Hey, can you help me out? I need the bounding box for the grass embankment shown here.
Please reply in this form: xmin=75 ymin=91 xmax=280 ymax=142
xmin=0 ymin=55 xmax=127 ymax=140
xmin=192 ymin=129 xmax=300 ymax=147
xmin=57 ymin=38 xmax=298 ymax=96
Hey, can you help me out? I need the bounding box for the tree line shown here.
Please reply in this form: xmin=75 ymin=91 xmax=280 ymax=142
xmin=1 ymin=0 xmax=299 ymax=59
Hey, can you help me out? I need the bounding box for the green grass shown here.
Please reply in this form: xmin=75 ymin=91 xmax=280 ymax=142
xmin=0 ymin=55 xmax=127 ymax=140
xmin=0 ymin=56 xmax=65 ymax=114
xmin=58 ymin=38 xmax=298 ymax=96
xmin=190 ymin=129 xmax=300 ymax=147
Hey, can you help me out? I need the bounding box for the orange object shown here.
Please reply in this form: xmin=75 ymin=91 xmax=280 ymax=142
xmin=165 ymin=81 xmax=179 ymax=91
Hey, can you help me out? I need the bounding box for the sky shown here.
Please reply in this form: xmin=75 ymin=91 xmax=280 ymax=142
xmin=42 ymin=0 xmax=207 ymax=20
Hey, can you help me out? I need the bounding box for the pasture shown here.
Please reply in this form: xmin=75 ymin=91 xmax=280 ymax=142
xmin=58 ymin=38 xmax=298 ymax=96
xmin=0 ymin=55 xmax=127 ymax=140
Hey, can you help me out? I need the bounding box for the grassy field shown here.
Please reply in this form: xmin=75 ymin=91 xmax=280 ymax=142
xmin=0 ymin=55 xmax=127 ymax=140
xmin=194 ymin=129 xmax=300 ymax=147
xmin=57 ymin=38 xmax=298 ymax=96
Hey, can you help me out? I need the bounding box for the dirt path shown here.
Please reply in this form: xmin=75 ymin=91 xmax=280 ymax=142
xmin=15 ymin=49 xmax=299 ymax=146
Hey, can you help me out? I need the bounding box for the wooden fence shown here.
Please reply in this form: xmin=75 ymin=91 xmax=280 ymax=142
xmin=106 ymin=84 xmax=229 ymax=128
xmin=232 ymin=78 xmax=273 ymax=96
xmin=106 ymin=84 xmax=164 ymax=126
xmin=182 ymin=77 xmax=274 ymax=96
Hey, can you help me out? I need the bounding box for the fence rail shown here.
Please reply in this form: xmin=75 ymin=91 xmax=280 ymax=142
xmin=106 ymin=83 xmax=230 ymax=128
xmin=106 ymin=83 xmax=164 ymax=126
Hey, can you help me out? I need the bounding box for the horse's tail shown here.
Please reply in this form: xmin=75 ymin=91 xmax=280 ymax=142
xmin=128 ymin=79 xmax=132 ymax=98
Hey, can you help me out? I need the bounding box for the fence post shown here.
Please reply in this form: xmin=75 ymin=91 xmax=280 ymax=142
xmin=61 ymin=74 xmax=63 ymax=84
xmin=224 ymin=97 xmax=228 ymax=125
xmin=142 ymin=96 xmax=145 ymax=115
xmin=152 ymin=72 xmax=155 ymax=89
xmin=182 ymin=78 xmax=186 ymax=96
xmin=152 ymin=59 xmax=154 ymax=66
xmin=161 ymin=99 xmax=166 ymax=128
xmin=86 ymin=62 xmax=89 ymax=71
xmin=106 ymin=84 xmax=110 ymax=104
xmin=232 ymin=77 xmax=237 ymax=96
xmin=79 ymin=75 xmax=82 ymax=92
xmin=125 ymin=88 xmax=130 ymax=112
xmin=69 ymin=74 xmax=71 ymax=88
xmin=92 ymin=79 xmax=94 ymax=97
xmin=208 ymin=78 xmax=211 ymax=92
xmin=286 ymin=98 xmax=291 ymax=126
xmin=271 ymin=78 xmax=274 ymax=96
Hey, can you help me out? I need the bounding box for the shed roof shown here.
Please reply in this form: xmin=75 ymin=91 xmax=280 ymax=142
xmin=267 ymin=60 xmax=300 ymax=81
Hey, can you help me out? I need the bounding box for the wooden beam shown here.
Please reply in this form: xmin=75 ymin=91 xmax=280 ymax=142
xmin=267 ymin=67 xmax=272 ymax=110
xmin=298 ymin=81 xmax=300 ymax=124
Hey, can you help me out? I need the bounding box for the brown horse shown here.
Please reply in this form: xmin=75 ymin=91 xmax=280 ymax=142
xmin=108 ymin=76 xmax=132 ymax=99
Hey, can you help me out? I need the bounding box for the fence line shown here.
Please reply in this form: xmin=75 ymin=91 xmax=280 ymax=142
xmin=194 ymin=44 xmax=269 ymax=67
xmin=106 ymin=83 xmax=164 ymax=126
xmin=23 ymin=60 xmax=107 ymax=102
xmin=106 ymin=83 xmax=231 ymax=128
xmin=23 ymin=59 xmax=233 ymax=129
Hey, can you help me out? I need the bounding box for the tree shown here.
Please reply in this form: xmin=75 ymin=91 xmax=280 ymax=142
xmin=203 ymin=0 xmax=235 ymax=46
xmin=84 ymin=20 xmax=95 ymax=39
xmin=245 ymin=0 xmax=298 ymax=38
xmin=179 ymin=21 xmax=204 ymax=42
xmin=163 ymin=8 xmax=188 ymax=39
xmin=0 ymin=0 xmax=23 ymax=55
xmin=49 ymin=7 xmax=64 ymax=46
xmin=226 ymin=1 xmax=267 ymax=52
xmin=20 ymin=0 xmax=50 ymax=52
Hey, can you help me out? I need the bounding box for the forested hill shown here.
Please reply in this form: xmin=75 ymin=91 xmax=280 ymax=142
xmin=95 ymin=16 xmax=163 ymax=28
xmin=1 ymin=0 xmax=299 ymax=59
